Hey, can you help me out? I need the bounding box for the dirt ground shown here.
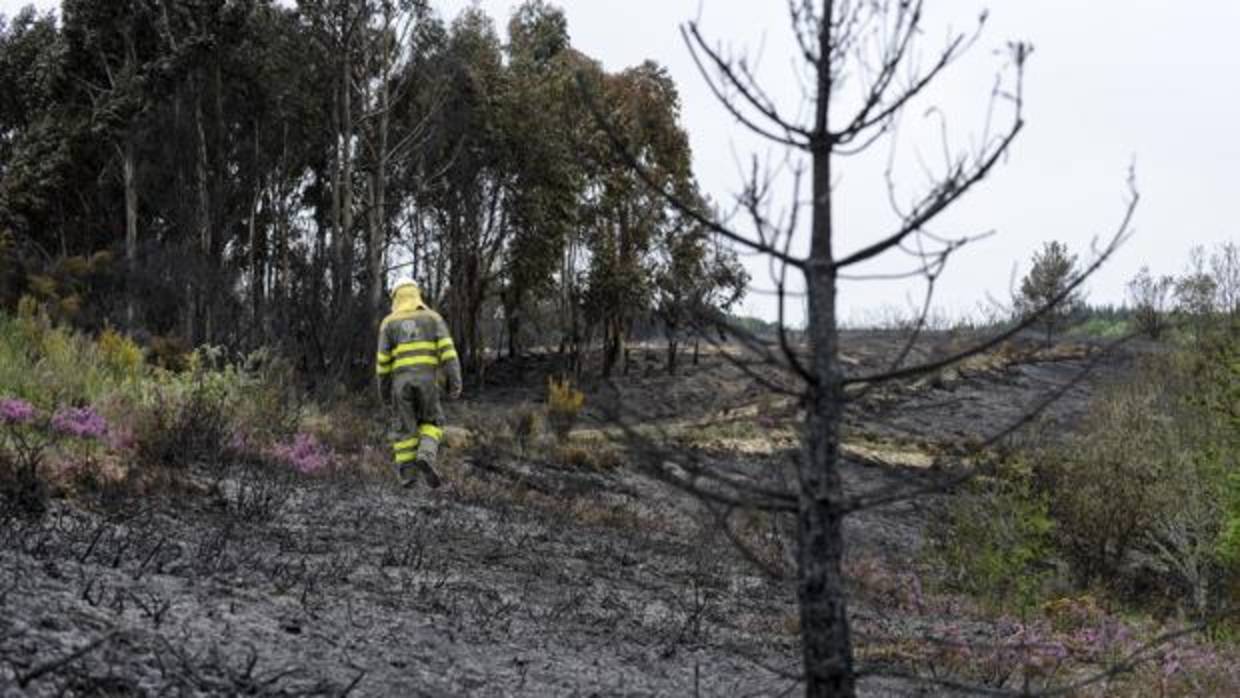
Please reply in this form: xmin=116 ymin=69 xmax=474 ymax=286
xmin=0 ymin=331 xmax=1134 ymax=696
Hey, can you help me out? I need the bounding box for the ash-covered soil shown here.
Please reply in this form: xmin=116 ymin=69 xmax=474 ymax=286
xmin=0 ymin=332 xmax=1136 ymax=696
xmin=0 ymin=477 xmax=800 ymax=696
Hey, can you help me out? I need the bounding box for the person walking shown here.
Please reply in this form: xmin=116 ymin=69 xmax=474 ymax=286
xmin=376 ymin=280 xmax=462 ymax=488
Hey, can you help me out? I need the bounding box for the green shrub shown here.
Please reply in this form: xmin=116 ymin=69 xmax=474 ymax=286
xmin=130 ymin=375 xmax=233 ymax=468
xmin=1031 ymin=345 xmax=1240 ymax=616
xmin=0 ymin=309 xmax=143 ymax=407
xmin=1068 ymin=316 xmax=1131 ymax=339
xmin=129 ymin=347 xmax=302 ymax=470
xmin=98 ymin=327 xmax=144 ymax=381
xmin=932 ymin=463 xmax=1056 ymax=613
xmin=1042 ymin=377 xmax=1174 ymax=584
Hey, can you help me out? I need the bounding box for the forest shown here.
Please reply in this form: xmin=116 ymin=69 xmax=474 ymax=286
xmin=0 ymin=0 xmax=747 ymax=385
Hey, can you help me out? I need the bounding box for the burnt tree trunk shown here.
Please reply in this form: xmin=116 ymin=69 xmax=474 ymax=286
xmin=798 ymin=3 xmax=856 ymax=695
xmin=507 ymin=310 xmax=520 ymax=359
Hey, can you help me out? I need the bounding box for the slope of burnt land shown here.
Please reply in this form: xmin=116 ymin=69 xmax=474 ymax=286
xmin=0 ymin=334 xmax=1138 ymax=696
xmin=0 ymin=471 xmax=801 ymax=696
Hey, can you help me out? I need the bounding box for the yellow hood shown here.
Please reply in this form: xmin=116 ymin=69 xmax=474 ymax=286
xmin=390 ymin=283 xmax=429 ymax=315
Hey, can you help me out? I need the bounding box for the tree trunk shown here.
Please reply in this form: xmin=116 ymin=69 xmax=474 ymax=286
xmin=193 ymin=88 xmax=211 ymax=345
xmin=366 ymin=168 xmax=386 ymax=324
xmin=207 ymin=57 xmax=226 ymax=344
xmin=365 ymin=93 xmax=388 ymax=331
xmin=337 ymin=46 xmax=355 ymax=308
xmin=278 ymin=193 xmax=291 ymax=337
xmin=366 ymin=2 xmax=395 ymax=332
xmin=250 ymin=183 xmax=264 ymax=337
xmin=798 ymin=5 xmax=856 ymax=695
xmin=603 ymin=320 xmax=623 ymax=378
xmin=121 ymin=135 xmax=139 ymax=328
xmin=507 ymin=309 xmax=520 ymax=359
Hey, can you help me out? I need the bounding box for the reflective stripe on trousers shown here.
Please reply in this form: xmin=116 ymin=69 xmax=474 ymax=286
xmin=393 ymin=423 xmax=442 ymax=465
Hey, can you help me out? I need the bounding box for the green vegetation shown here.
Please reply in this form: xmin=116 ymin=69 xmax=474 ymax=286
xmin=933 ymin=462 xmax=1056 ymax=614
xmin=1066 ymin=310 xmax=1132 ymax=339
xmin=927 ymin=243 xmax=1240 ymax=691
xmin=0 ymin=308 xmax=376 ymax=515
xmin=935 ymin=318 xmax=1240 ymax=621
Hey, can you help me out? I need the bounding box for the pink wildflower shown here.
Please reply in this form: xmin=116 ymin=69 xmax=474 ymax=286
xmin=50 ymin=407 xmax=109 ymax=439
xmin=0 ymin=397 xmax=37 ymax=425
xmin=268 ymin=433 xmax=332 ymax=475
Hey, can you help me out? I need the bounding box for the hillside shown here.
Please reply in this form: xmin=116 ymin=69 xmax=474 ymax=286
xmin=0 ymin=332 xmax=1152 ymax=697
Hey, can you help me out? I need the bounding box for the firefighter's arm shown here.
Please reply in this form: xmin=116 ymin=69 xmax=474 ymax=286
xmin=376 ymin=322 xmax=394 ymax=403
xmin=436 ymin=315 xmax=463 ymax=399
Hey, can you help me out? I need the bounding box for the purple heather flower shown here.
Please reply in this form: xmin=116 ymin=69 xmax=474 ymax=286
xmin=269 ymin=433 xmax=332 ymax=475
xmin=50 ymin=406 xmax=109 ymax=439
xmin=228 ymin=430 xmax=251 ymax=454
xmin=0 ymin=397 xmax=37 ymax=425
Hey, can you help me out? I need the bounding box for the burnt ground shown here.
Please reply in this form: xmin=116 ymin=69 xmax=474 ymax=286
xmin=0 ymin=332 xmax=1137 ymax=696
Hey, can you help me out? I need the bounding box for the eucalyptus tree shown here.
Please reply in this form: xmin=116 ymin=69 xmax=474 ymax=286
xmin=499 ymin=0 xmax=582 ymax=358
xmin=654 ymin=203 xmax=748 ymax=375
xmin=583 ymin=61 xmax=694 ymax=377
xmin=420 ymin=8 xmax=511 ymax=377
xmin=61 ymin=0 xmax=167 ymax=327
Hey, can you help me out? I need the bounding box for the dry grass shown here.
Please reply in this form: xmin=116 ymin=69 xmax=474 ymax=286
xmin=550 ymin=443 xmax=623 ymax=471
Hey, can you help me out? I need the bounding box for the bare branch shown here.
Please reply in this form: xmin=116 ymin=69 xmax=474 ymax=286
xmin=843 ymin=177 xmax=1136 ymax=387
xmin=834 ymin=120 xmax=1023 ymax=270
xmin=684 ymin=23 xmax=814 ymax=143
xmin=18 ymin=630 xmax=120 ymax=688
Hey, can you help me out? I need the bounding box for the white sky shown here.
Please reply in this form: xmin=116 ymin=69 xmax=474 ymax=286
xmin=5 ymin=0 xmax=1238 ymax=325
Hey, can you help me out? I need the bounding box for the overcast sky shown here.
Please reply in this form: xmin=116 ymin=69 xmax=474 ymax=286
xmin=4 ymin=1 xmax=1237 ymax=324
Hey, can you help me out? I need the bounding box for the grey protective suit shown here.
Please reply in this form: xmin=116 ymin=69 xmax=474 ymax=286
xmin=376 ymin=284 xmax=463 ymax=472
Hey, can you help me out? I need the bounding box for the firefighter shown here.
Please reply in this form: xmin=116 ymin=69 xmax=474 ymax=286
xmin=376 ymin=280 xmax=462 ymax=488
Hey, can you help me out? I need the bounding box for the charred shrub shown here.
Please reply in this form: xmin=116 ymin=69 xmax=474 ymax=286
xmin=508 ymin=405 xmax=543 ymax=455
xmin=222 ymin=460 xmax=294 ymax=523
xmin=551 ymin=443 xmax=622 ymax=471
xmin=132 ymin=372 xmax=232 ymax=469
xmin=133 ymin=348 xmax=300 ymax=471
